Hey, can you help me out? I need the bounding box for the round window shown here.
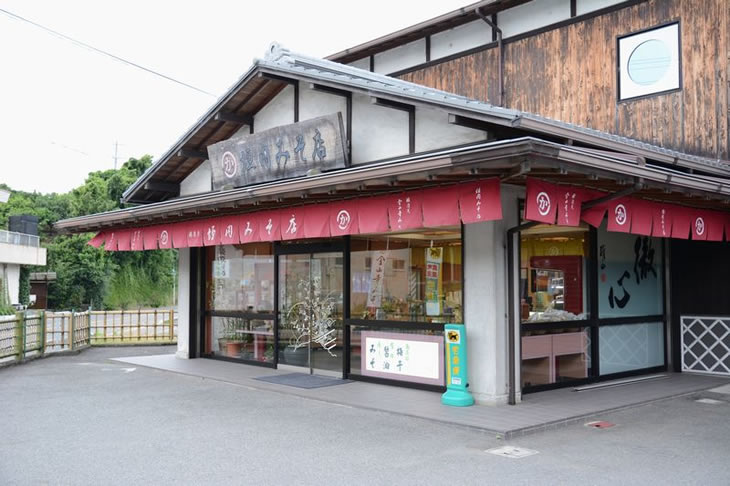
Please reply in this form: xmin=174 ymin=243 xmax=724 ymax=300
xmin=627 ymin=39 xmax=671 ymax=86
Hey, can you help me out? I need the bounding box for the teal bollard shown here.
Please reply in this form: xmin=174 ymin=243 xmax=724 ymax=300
xmin=441 ymin=323 xmax=474 ymax=407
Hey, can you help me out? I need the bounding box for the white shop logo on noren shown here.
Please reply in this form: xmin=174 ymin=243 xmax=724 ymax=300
xmin=337 ymin=209 xmax=351 ymax=230
xmin=615 ymin=204 xmax=627 ymax=225
xmin=536 ymin=191 xmax=551 ymax=216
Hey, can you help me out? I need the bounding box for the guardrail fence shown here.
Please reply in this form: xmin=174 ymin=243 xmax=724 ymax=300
xmin=0 ymin=228 xmax=40 ymax=247
xmin=0 ymin=309 xmax=177 ymax=364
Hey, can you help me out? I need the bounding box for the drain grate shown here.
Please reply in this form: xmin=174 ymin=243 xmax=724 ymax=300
xmin=696 ymin=398 xmax=724 ymax=405
xmin=585 ymin=420 xmax=616 ymax=429
xmin=486 ymin=446 xmax=539 ymax=459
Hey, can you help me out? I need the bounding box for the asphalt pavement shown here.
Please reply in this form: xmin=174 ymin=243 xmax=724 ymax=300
xmin=1 ymin=346 xmax=729 ymax=485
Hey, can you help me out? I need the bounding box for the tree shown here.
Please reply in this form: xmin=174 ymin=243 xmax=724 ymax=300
xmin=2 ymin=155 xmax=177 ymax=310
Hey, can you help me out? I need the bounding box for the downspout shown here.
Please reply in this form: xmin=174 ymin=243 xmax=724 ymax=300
xmin=476 ymin=7 xmax=504 ymax=106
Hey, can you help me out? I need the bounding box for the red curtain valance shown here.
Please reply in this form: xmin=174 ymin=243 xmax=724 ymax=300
xmin=525 ymin=177 xmax=729 ymax=241
xmin=94 ymin=178 xmax=502 ymax=251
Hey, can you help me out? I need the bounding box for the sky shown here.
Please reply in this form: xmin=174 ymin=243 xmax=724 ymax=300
xmin=0 ymin=0 xmax=469 ymax=195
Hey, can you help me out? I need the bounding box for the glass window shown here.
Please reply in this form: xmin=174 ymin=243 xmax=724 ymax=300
xmin=521 ymin=327 xmax=591 ymax=388
xmin=618 ymin=22 xmax=680 ymax=101
xmin=205 ymin=243 xmax=275 ymax=363
xmin=207 ymin=243 xmax=274 ymax=313
xmin=597 ymin=223 xmax=663 ymax=318
xmin=520 ymin=224 xmax=590 ymax=323
xmin=599 ymin=322 xmax=664 ymax=375
xmin=350 ymin=227 xmax=462 ymax=323
xmin=208 ymin=316 xmax=274 ymax=363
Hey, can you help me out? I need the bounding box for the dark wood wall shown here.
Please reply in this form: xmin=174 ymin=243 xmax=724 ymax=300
xmin=400 ymin=0 xmax=729 ymax=160
xmin=669 ymin=239 xmax=730 ymax=370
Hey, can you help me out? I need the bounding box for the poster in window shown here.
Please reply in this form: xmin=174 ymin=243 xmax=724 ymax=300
xmin=425 ymin=247 xmax=443 ymax=316
xmin=598 ymin=223 xmax=663 ymax=318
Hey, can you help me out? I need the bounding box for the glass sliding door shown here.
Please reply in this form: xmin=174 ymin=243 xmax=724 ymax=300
xmin=277 ymin=251 xmax=344 ymax=375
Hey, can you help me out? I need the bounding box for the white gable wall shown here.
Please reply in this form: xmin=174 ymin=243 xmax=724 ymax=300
xmin=430 ymin=20 xmax=492 ymax=60
xmin=373 ymin=38 xmax=426 ymax=74
xmin=351 ymin=93 xmax=409 ymax=164
xmin=299 ymin=84 xmax=348 ymax=136
xmin=348 ymin=57 xmax=370 ymax=71
xmin=253 ymin=84 xmax=295 ymax=132
xmin=180 ymin=159 xmax=212 ymax=197
xmin=497 ymin=0 xmax=571 ymax=38
xmin=576 ymin=0 xmax=624 ymax=15
xmin=415 ymin=106 xmax=487 ymax=152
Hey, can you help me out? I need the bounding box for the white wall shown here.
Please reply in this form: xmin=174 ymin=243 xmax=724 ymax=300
xmin=373 ymin=38 xmax=426 ymax=74
xmin=464 ymin=184 xmax=521 ymax=404
xmin=253 ymin=84 xmax=295 ymax=132
xmin=0 ymin=243 xmax=46 ymax=266
xmin=299 ymin=84 xmax=348 ymax=137
xmin=415 ymin=106 xmax=487 ymax=152
xmin=176 ymin=248 xmax=190 ymax=359
xmin=180 ymin=159 xmax=212 ymax=197
xmin=351 ymin=93 xmax=409 ymax=164
xmin=430 ymin=20 xmax=492 ymax=60
xmin=348 ymin=57 xmax=370 ymax=71
xmin=498 ymin=0 xmax=571 ymax=38
xmin=576 ymin=0 xmax=624 ymax=15
xmin=2 ymin=263 xmax=20 ymax=305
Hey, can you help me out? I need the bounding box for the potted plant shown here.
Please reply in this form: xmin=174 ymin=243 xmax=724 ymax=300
xmin=218 ymin=317 xmax=246 ymax=357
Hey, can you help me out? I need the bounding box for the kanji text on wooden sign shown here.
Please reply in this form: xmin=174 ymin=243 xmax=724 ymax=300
xmin=207 ymin=112 xmax=347 ymax=190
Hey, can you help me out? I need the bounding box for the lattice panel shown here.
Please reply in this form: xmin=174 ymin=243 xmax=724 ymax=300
xmin=681 ymin=316 xmax=730 ymax=375
xmin=601 ymin=324 xmax=649 ymax=368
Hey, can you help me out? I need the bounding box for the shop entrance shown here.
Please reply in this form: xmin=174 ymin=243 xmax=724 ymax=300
xmin=276 ymin=244 xmax=345 ymax=376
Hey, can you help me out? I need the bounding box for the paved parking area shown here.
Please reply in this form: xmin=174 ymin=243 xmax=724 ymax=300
xmin=114 ymin=352 xmax=729 ymax=437
xmin=2 ymin=347 xmax=730 ymax=485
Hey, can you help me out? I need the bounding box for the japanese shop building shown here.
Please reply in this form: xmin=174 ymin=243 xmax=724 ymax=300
xmin=55 ymin=0 xmax=730 ymax=405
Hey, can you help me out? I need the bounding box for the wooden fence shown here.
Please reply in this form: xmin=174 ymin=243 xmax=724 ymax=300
xmin=0 ymin=309 xmax=177 ymax=363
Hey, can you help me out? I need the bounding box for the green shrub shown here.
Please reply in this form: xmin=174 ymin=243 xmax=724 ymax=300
xmin=104 ymin=265 xmax=173 ymax=310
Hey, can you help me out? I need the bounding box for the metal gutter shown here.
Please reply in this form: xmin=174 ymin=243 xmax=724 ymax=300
xmin=516 ymin=116 xmax=730 ymax=175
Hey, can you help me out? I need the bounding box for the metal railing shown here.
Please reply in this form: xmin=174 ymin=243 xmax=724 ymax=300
xmin=0 ymin=229 xmax=40 ymax=247
xmin=0 ymin=309 xmax=178 ymax=363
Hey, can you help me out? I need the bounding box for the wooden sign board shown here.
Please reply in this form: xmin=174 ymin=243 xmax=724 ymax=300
xmin=208 ymin=112 xmax=347 ymax=190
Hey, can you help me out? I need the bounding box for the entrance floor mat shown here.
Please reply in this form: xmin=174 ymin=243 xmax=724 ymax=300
xmin=254 ymin=373 xmax=352 ymax=389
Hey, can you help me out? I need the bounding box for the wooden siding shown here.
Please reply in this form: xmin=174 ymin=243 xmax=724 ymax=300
xmin=400 ymin=0 xmax=729 ymax=160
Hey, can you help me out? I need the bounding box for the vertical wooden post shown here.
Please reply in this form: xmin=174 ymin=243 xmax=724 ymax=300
xmin=69 ymin=312 xmax=75 ymax=352
xmin=169 ymin=309 xmax=174 ymax=341
xmin=15 ymin=312 xmax=24 ymax=362
xmin=153 ymin=309 xmax=157 ymax=341
xmin=40 ymin=311 xmax=46 ymax=356
xmin=103 ymin=311 xmax=107 ymax=343
xmin=137 ymin=308 xmax=141 ymax=342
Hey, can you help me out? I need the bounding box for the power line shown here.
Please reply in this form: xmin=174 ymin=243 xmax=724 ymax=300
xmin=0 ymin=7 xmax=218 ymax=98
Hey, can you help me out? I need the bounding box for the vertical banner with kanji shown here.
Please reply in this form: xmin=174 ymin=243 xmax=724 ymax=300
xmin=367 ymin=251 xmax=388 ymax=309
xmin=425 ymin=247 xmax=443 ymax=317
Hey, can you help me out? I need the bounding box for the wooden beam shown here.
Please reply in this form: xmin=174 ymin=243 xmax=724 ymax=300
xmin=257 ymin=72 xmax=298 ymax=85
xmin=143 ymin=182 xmax=179 ymax=195
xmin=448 ymin=114 xmax=491 ymax=132
xmin=371 ymin=97 xmax=413 ymax=113
xmin=177 ymin=148 xmax=207 ymax=159
xmin=213 ymin=111 xmax=253 ymax=125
